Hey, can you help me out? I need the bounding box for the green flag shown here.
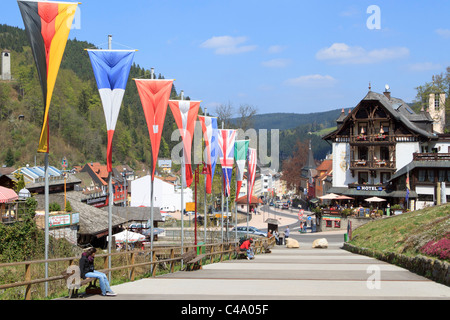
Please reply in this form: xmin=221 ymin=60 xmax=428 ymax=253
xmin=234 ymin=140 xmax=249 ymax=199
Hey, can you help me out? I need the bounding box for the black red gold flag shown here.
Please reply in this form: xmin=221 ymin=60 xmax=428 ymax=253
xmin=18 ymin=0 xmax=78 ymax=153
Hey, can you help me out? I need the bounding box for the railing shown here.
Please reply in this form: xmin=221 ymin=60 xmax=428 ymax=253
xmin=413 ymin=153 xmax=450 ymax=161
xmin=0 ymin=237 xmax=275 ymax=300
xmin=350 ymin=159 xmax=395 ymax=169
xmin=349 ymin=134 xmax=396 ymax=144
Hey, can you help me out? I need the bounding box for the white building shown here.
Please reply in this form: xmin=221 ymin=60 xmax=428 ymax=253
xmin=323 ymin=88 xmax=450 ymax=209
xmin=130 ymin=175 xmax=193 ymax=212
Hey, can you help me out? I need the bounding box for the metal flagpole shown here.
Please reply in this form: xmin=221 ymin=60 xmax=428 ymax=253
xmin=180 ymin=90 xmax=185 ymax=261
xmin=221 ymin=122 xmax=224 ymax=242
xmin=235 ymin=169 xmax=238 ymax=243
xmin=181 ymin=148 xmax=184 ymax=261
xmin=44 ymin=153 xmax=49 ymax=297
xmin=203 ymin=108 xmax=207 ymax=245
xmin=107 ymin=35 xmax=113 ymax=281
xmin=108 ymin=173 xmax=112 ymax=280
xmin=246 ymin=150 xmax=250 ymax=239
xmin=149 ymin=68 xmax=155 ymax=272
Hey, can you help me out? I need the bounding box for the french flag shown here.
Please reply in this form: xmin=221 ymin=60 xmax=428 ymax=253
xmin=87 ymin=49 xmax=135 ymax=172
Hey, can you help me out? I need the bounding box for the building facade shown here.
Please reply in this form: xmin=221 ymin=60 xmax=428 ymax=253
xmin=323 ymin=88 xmax=449 ymax=209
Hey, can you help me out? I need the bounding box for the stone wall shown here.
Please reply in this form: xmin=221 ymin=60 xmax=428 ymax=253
xmin=343 ymin=243 xmax=450 ymax=286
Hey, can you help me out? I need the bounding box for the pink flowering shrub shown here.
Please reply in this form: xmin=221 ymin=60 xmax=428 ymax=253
xmin=420 ymin=233 xmax=450 ymax=261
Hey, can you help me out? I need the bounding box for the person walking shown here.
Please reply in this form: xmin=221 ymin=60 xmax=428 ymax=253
xmin=79 ymin=247 xmax=116 ymax=296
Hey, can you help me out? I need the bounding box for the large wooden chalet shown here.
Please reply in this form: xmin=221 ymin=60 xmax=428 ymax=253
xmin=323 ymin=87 xmax=449 ymax=210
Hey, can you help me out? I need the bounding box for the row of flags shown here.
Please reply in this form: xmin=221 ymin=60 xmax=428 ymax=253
xmin=17 ymin=0 xmax=257 ymax=201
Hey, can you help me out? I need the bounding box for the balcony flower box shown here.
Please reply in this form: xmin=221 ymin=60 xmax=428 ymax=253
xmin=356 ymin=135 xmax=367 ymax=141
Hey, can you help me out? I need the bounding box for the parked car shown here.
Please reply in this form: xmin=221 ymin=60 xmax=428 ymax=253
xmin=142 ymin=227 xmax=165 ymax=239
xmin=231 ymin=226 xmax=267 ymax=237
xmin=282 ymin=203 xmax=289 ymax=209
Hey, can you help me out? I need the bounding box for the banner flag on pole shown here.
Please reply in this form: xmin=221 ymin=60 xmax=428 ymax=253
xmin=87 ymin=50 xmax=135 ymax=172
xmin=134 ymin=79 xmax=173 ymax=180
xmin=18 ymin=0 xmax=79 ymax=153
xmin=198 ymin=116 xmax=218 ymax=194
xmin=234 ymin=140 xmax=249 ymax=199
xmin=218 ymin=129 xmax=236 ymax=197
xmin=247 ymin=148 xmax=257 ymax=203
xmin=169 ymin=100 xmax=200 ymax=188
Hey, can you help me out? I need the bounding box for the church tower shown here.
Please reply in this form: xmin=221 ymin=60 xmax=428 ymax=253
xmin=428 ymin=92 xmax=446 ymax=134
xmin=1 ymin=50 xmax=11 ymax=81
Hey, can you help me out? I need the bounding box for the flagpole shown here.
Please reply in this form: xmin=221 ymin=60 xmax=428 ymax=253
xmin=246 ymin=150 xmax=250 ymax=239
xmin=204 ymin=108 xmax=207 ymax=245
xmin=235 ymin=167 xmax=238 ymax=243
xmin=107 ymin=36 xmax=113 ymax=281
xmin=221 ymin=122 xmax=224 ymax=242
xmin=44 ymin=152 xmax=49 ymax=297
xmin=181 ymin=147 xmax=184 ymax=260
xmin=108 ymin=172 xmax=112 ymax=280
xmin=149 ymin=68 xmax=155 ymax=272
xmin=180 ymin=91 xmax=185 ymax=258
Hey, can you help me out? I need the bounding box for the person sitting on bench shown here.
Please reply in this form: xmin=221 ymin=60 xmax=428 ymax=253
xmin=239 ymin=238 xmax=254 ymax=260
xmin=79 ymin=247 xmax=116 ymax=296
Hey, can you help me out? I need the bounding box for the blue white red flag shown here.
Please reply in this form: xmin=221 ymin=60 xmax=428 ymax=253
xmin=218 ymin=129 xmax=236 ymax=197
xmin=87 ymin=49 xmax=135 ymax=172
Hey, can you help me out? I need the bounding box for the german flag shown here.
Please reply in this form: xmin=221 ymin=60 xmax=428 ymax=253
xmin=18 ymin=0 xmax=78 ymax=153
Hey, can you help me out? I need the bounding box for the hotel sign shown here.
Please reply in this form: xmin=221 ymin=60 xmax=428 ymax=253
xmin=356 ymin=186 xmax=383 ymax=191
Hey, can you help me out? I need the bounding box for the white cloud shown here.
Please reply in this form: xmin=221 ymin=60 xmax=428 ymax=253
xmin=284 ymin=74 xmax=336 ymax=87
xmin=316 ymin=43 xmax=409 ymax=64
xmin=200 ymin=36 xmax=257 ymax=55
xmin=268 ymin=45 xmax=287 ymax=54
xmin=436 ymin=29 xmax=450 ymax=39
xmin=407 ymin=62 xmax=442 ymax=72
xmin=261 ymin=58 xmax=291 ymax=68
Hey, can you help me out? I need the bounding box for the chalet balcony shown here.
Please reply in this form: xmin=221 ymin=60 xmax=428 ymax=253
xmin=349 ymin=134 xmax=395 ymax=144
xmin=350 ymin=159 xmax=395 ymax=170
xmin=413 ymin=153 xmax=450 ymax=161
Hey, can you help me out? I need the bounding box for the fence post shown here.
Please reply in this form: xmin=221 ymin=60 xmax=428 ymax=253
xmin=24 ymin=263 xmax=31 ymax=300
xmin=170 ymin=248 xmax=175 ymax=273
xmin=130 ymin=252 xmax=136 ymax=281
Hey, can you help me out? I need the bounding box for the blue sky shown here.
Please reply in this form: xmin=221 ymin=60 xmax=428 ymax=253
xmin=3 ymin=0 xmax=450 ymax=115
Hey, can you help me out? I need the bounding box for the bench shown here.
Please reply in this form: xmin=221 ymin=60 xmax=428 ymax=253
xmin=61 ymin=266 xmax=98 ymax=298
xmin=234 ymin=247 xmax=247 ymax=259
xmin=181 ymin=250 xmax=206 ymax=271
xmin=263 ymin=242 xmax=274 ymax=253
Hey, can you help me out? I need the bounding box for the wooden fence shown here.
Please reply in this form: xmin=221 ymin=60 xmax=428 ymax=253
xmin=0 ymin=237 xmax=275 ymax=300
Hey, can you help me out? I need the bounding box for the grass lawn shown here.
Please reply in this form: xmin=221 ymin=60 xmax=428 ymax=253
xmin=349 ymin=203 xmax=450 ymax=262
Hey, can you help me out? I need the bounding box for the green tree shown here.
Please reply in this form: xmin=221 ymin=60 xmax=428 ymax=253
xmin=5 ymin=148 xmax=14 ymax=167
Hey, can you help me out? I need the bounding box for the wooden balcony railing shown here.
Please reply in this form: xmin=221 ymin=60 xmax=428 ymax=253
xmin=350 ymin=159 xmax=395 ymax=169
xmin=413 ymin=153 xmax=450 ymax=161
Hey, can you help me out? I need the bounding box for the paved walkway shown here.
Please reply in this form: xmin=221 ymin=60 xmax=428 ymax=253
xmin=84 ymin=233 xmax=450 ymax=300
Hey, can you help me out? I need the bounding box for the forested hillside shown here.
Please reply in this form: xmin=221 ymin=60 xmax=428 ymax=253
xmin=0 ymin=24 xmax=193 ymax=170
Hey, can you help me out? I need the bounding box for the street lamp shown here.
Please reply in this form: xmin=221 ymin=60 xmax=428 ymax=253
xmin=122 ymin=167 xmax=127 ymax=207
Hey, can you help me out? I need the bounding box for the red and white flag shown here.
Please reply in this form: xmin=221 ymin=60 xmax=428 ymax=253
xmin=134 ymin=79 xmax=173 ymax=180
xmin=169 ymin=100 xmax=200 ymax=188
xmin=198 ymin=116 xmax=218 ymax=194
xmin=247 ymin=148 xmax=257 ymax=202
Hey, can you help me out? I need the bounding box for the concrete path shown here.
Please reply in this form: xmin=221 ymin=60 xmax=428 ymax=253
xmin=84 ymin=233 xmax=450 ymax=300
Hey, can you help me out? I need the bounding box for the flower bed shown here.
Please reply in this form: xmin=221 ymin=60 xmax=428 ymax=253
xmin=420 ymin=233 xmax=450 ymax=261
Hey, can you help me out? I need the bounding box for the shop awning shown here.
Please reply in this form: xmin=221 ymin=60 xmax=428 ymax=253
xmin=0 ymin=186 xmax=18 ymax=203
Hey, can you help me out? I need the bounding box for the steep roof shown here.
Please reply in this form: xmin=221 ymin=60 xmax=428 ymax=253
xmin=324 ymin=90 xmax=437 ymax=140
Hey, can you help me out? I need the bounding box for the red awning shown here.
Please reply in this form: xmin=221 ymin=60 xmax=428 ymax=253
xmin=0 ymin=186 xmax=18 ymax=203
